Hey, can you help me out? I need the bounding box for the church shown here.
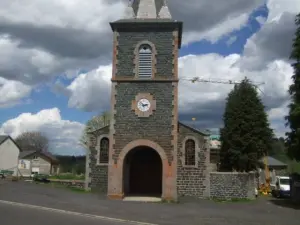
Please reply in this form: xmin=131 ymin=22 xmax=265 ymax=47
xmin=86 ymin=0 xmax=211 ymax=201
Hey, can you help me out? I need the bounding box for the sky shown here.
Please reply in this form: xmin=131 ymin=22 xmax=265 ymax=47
xmin=0 ymin=0 xmax=299 ymax=156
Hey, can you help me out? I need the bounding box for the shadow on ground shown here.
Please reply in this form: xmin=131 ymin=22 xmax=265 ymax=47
xmin=269 ymin=198 xmax=300 ymax=210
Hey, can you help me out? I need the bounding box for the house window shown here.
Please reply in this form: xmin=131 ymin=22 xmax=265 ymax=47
xmin=185 ymin=139 xmax=196 ymax=166
xmin=99 ymin=138 xmax=109 ymax=164
xmin=33 ymin=156 xmax=38 ymax=160
xmin=138 ymin=44 xmax=152 ymax=79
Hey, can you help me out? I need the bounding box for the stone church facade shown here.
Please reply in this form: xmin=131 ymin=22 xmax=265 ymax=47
xmin=86 ymin=0 xmax=211 ymax=201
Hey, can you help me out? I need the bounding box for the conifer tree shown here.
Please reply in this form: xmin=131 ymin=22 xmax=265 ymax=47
xmin=220 ymin=78 xmax=273 ymax=172
xmin=286 ymin=13 xmax=300 ymax=161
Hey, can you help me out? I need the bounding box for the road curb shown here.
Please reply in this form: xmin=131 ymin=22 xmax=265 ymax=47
xmin=0 ymin=199 xmax=158 ymax=225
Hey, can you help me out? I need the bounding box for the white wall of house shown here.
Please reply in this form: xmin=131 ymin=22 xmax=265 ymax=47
xmin=0 ymin=138 xmax=20 ymax=176
xmin=22 ymin=155 xmax=52 ymax=175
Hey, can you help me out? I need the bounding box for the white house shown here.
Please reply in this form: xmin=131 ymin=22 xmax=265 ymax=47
xmin=0 ymin=135 xmax=21 ymax=176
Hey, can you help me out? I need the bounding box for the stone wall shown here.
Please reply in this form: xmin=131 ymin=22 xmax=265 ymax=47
xmin=116 ymin=29 xmax=175 ymax=78
xmin=88 ymin=126 xmax=109 ymax=193
xmin=49 ymin=179 xmax=85 ymax=189
xmin=177 ymin=123 xmax=210 ymax=198
xmin=113 ymin=82 xmax=175 ymax=163
xmin=210 ymin=172 xmax=256 ymax=200
xmin=290 ymin=173 xmax=300 ymax=203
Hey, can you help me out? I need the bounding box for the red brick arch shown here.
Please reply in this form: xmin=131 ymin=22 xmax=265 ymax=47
xmin=117 ymin=139 xmax=168 ymax=198
xmin=108 ymin=140 xmax=176 ymax=200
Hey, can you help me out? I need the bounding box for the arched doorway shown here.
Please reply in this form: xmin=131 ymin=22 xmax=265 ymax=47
xmin=123 ymin=146 xmax=162 ymax=197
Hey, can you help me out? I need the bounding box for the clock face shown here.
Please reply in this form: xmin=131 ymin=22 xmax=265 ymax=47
xmin=137 ymin=98 xmax=151 ymax=112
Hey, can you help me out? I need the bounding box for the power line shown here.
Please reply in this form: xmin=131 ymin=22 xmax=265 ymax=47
xmin=180 ymin=76 xmax=265 ymax=95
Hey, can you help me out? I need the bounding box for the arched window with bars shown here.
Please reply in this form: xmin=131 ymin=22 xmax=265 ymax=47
xmin=99 ymin=137 xmax=109 ymax=164
xmin=185 ymin=139 xmax=196 ymax=166
xmin=138 ymin=44 xmax=153 ymax=79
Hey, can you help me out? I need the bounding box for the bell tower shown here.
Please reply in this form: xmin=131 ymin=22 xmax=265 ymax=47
xmin=107 ymin=0 xmax=183 ymax=201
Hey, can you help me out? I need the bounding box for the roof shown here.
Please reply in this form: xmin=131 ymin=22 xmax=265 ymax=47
xmin=178 ymin=121 xmax=210 ymax=136
xmin=262 ymin=156 xmax=287 ymax=167
xmin=19 ymin=150 xmax=36 ymax=159
xmin=0 ymin=135 xmax=22 ymax=151
xmin=19 ymin=150 xmax=59 ymax=164
xmin=210 ymin=134 xmax=220 ymax=141
xmin=88 ymin=122 xmax=210 ymax=136
xmin=87 ymin=125 xmax=109 ymax=134
xmin=111 ymin=0 xmax=182 ymax=48
xmin=0 ymin=135 xmax=9 ymax=145
xmin=125 ymin=0 xmax=171 ymax=19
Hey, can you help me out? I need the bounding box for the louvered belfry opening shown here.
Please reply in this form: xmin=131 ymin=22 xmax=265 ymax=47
xmin=138 ymin=44 xmax=152 ymax=79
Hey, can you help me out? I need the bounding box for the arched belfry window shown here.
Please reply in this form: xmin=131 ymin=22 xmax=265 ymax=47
xmin=138 ymin=44 xmax=152 ymax=79
xmin=185 ymin=139 xmax=196 ymax=166
xmin=99 ymin=137 xmax=109 ymax=164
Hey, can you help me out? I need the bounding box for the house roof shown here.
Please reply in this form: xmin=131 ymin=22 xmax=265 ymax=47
xmin=0 ymin=135 xmax=9 ymax=145
xmin=19 ymin=151 xmax=36 ymax=159
xmin=261 ymin=156 xmax=287 ymax=167
xmin=210 ymin=134 xmax=220 ymax=141
xmin=0 ymin=135 xmax=22 ymax=151
xmin=19 ymin=150 xmax=59 ymax=164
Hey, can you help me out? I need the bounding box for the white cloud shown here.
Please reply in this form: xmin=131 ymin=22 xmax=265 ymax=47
xmin=255 ymin=16 xmax=267 ymax=25
xmin=177 ymin=54 xmax=293 ymax=133
xmin=0 ymin=0 xmax=124 ymax=85
xmin=63 ymin=53 xmax=293 ymax=136
xmin=0 ymin=108 xmax=85 ymax=155
xmin=172 ymin=0 xmax=264 ymax=45
xmin=239 ymin=0 xmax=300 ymax=70
xmin=65 ymin=65 xmax=111 ymax=111
xmin=0 ymin=0 xmax=124 ymax=31
xmin=267 ymin=101 xmax=290 ymax=137
xmin=0 ymin=0 xmax=298 ymax=152
xmin=0 ymin=77 xmax=32 ymax=108
xmin=226 ymin=36 xmax=238 ymax=46
xmin=0 ymin=0 xmax=265 ymax=86
xmin=183 ymin=13 xmax=249 ymax=45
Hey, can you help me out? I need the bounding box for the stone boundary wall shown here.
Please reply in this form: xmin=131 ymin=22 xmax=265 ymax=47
xmin=290 ymin=173 xmax=300 ymax=203
xmin=49 ymin=179 xmax=85 ymax=189
xmin=210 ymin=172 xmax=256 ymax=200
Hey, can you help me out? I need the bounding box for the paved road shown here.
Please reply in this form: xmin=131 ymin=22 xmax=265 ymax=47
xmin=0 ymin=181 xmax=299 ymax=225
xmin=0 ymin=201 xmax=149 ymax=225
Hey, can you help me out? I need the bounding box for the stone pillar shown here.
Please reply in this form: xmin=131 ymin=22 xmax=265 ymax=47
xmin=84 ymin=134 xmax=93 ymax=191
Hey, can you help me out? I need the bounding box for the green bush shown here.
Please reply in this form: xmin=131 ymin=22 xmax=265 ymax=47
xmin=50 ymin=173 xmax=85 ymax=180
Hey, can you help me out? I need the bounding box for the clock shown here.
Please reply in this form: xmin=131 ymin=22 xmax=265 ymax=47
xmin=137 ymin=98 xmax=151 ymax=112
xmin=132 ymin=93 xmax=156 ymax=117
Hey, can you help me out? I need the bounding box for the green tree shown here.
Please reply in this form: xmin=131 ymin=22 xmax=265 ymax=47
xmin=219 ymin=78 xmax=273 ymax=172
xmin=79 ymin=111 xmax=110 ymax=151
xmin=286 ymin=13 xmax=300 ymax=161
xmin=270 ymin=137 xmax=289 ymax=163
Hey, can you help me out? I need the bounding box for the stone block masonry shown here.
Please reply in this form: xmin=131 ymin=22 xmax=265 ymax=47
xmin=176 ymin=123 xmax=210 ymax=198
xmin=116 ymin=30 xmax=175 ymax=78
xmin=210 ymin=172 xmax=256 ymax=200
xmin=87 ymin=126 xmax=109 ymax=193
